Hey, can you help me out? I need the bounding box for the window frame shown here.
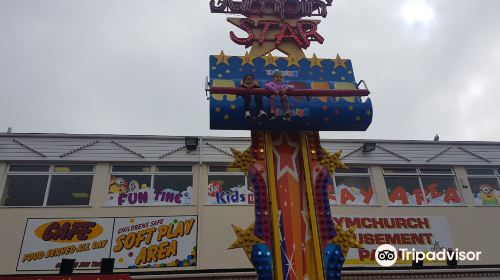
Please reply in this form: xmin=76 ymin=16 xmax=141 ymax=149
xmin=332 ymin=166 xmax=378 ymax=206
xmin=1 ymin=164 xmax=95 ymax=207
xmin=382 ymin=167 xmax=464 ymax=207
xmin=465 ymin=168 xmax=500 ymax=207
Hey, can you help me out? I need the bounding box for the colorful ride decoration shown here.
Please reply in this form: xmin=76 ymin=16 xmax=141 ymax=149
xmin=208 ymin=1 xmax=371 ymax=279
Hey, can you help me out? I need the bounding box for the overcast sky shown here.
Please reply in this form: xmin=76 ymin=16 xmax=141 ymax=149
xmin=1 ymin=0 xmax=499 ymax=141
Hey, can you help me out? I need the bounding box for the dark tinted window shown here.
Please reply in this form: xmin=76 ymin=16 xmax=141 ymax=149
xmin=156 ymin=166 xmax=192 ymax=172
xmin=9 ymin=165 xmax=50 ymax=172
xmin=2 ymin=175 xmax=48 ymax=206
xmin=53 ymin=165 xmax=94 ymax=172
xmin=466 ymin=169 xmax=495 ymax=175
xmin=46 ymin=175 xmax=93 ymax=206
xmin=112 ymin=165 xmax=151 ymax=172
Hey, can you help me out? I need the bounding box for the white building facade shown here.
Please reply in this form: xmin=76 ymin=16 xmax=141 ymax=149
xmin=0 ymin=133 xmax=499 ymax=279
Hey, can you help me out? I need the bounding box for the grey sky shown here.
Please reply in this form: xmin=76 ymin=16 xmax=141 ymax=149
xmin=1 ymin=0 xmax=499 ymax=141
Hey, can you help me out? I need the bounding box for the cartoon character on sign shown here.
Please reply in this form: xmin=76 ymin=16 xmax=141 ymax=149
xmin=479 ymin=184 xmax=499 ymax=206
xmin=208 ymin=182 xmax=222 ymax=197
xmin=109 ymin=176 xmax=128 ymax=194
xmin=128 ymin=180 xmax=140 ymax=192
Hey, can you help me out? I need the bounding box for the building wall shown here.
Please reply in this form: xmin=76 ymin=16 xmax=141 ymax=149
xmin=1 ymin=134 xmax=500 ymax=275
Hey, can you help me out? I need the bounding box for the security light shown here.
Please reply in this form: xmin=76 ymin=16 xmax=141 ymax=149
xmin=185 ymin=137 xmax=199 ymax=151
xmin=362 ymin=142 xmax=376 ymax=153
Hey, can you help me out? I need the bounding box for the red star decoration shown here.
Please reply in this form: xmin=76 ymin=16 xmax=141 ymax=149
xmin=275 ymin=136 xmax=297 ymax=173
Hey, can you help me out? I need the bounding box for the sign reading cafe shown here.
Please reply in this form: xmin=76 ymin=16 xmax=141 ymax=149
xmin=17 ymin=216 xmax=198 ymax=271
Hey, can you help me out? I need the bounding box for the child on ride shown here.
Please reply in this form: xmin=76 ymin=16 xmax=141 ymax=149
xmin=265 ymin=71 xmax=294 ymax=121
xmin=240 ymin=74 xmax=267 ymax=119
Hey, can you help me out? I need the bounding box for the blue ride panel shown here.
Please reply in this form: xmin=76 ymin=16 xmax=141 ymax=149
xmin=209 ymin=54 xmax=373 ymax=131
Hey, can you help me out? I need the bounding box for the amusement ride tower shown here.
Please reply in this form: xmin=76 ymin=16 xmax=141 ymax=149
xmin=206 ymin=1 xmax=373 ymax=279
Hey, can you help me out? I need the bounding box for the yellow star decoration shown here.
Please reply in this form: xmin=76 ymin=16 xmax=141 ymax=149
xmin=215 ymin=106 xmax=221 ymax=112
xmin=230 ymin=104 xmax=236 ymax=110
xmin=334 ymin=53 xmax=347 ymax=69
xmin=228 ymin=223 xmax=264 ymax=258
xmin=309 ymin=53 xmax=323 ymax=69
xmin=241 ymin=51 xmax=255 ymax=67
xmin=224 ymin=114 xmax=230 ymax=120
xmin=285 ymin=55 xmax=301 ymax=67
xmin=229 ymin=147 xmax=256 ymax=173
xmin=329 ymin=225 xmax=364 ymax=258
xmin=216 ymin=50 xmax=230 ymax=65
xmin=264 ymin=52 xmax=277 ymax=67
xmin=319 ymin=148 xmax=348 ymax=174
xmin=348 ymin=105 xmax=354 ymax=111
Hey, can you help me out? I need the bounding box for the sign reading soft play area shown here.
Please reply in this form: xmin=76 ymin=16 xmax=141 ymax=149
xmin=334 ymin=215 xmax=453 ymax=265
xmin=17 ymin=216 xmax=197 ymax=271
xmin=111 ymin=216 xmax=197 ymax=268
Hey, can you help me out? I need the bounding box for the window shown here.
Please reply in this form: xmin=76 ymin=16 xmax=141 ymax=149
xmin=207 ymin=166 xmax=252 ymax=205
xmin=466 ymin=168 xmax=500 ymax=206
xmin=105 ymin=165 xmax=193 ymax=206
xmin=331 ymin=167 xmax=377 ymax=206
xmin=383 ymin=167 xmax=464 ymax=206
xmin=1 ymin=164 xmax=94 ymax=206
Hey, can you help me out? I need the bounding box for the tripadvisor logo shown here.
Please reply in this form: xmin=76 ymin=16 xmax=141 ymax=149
xmin=375 ymin=244 xmax=398 ymax=267
xmin=375 ymin=244 xmax=482 ymax=267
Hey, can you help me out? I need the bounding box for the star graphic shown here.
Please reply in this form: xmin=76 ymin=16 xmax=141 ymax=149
xmin=355 ymin=116 xmax=361 ymax=121
xmin=348 ymin=105 xmax=354 ymax=111
xmin=366 ymin=110 xmax=372 ymax=116
xmin=334 ymin=53 xmax=347 ymax=69
xmin=329 ymin=225 xmax=364 ymax=258
xmin=264 ymin=52 xmax=277 ymax=67
xmin=228 ymin=223 xmax=264 ymax=258
xmin=285 ymin=55 xmax=301 ymax=67
xmin=348 ymin=70 xmax=353 ymax=74
xmin=319 ymin=148 xmax=348 ymax=174
xmin=215 ymin=50 xmax=230 ymax=65
xmin=225 ymin=69 xmax=231 ymax=74
xmin=215 ymin=107 xmax=221 ymax=112
xmin=230 ymin=104 xmax=236 ymax=110
xmin=217 ymin=74 xmax=223 ymax=78
xmin=332 ymin=71 xmax=336 ymax=75
xmin=273 ymin=134 xmax=299 ymax=179
xmin=211 ymin=66 xmax=216 ymax=70
xmin=224 ymin=114 xmax=230 ymax=120
xmin=341 ymin=76 xmax=346 ymax=81
xmin=229 ymin=147 xmax=255 ymax=173
xmin=240 ymin=51 xmax=255 ymax=67
xmin=309 ymin=53 xmax=323 ymax=69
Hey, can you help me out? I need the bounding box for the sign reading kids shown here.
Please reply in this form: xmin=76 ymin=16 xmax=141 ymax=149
xmin=207 ymin=181 xmax=252 ymax=205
